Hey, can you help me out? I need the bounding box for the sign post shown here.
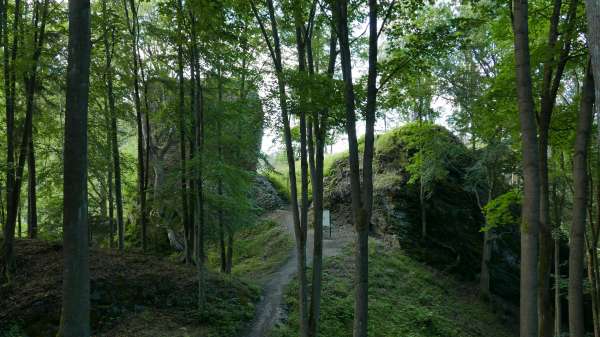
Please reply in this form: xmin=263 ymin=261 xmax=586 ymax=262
xmin=323 ymin=209 xmax=331 ymax=238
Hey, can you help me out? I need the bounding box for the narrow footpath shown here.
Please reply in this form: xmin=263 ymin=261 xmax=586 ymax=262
xmin=244 ymin=209 xmax=351 ymax=337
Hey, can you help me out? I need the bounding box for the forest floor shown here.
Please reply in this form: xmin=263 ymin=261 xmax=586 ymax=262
xmin=243 ymin=209 xmax=353 ymax=337
xmin=0 ymin=240 xmax=260 ymax=337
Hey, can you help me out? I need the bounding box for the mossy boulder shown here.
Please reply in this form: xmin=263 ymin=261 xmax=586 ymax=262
xmin=324 ymin=124 xmax=484 ymax=277
xmin=253 ymin=175 xmax=284 ymax=213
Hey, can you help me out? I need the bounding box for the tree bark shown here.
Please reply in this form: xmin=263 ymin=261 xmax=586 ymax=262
xmin=293 ymin=6 xmax=311 ymax=336
xmin=27 ymin=138 xmax=37 ymax=239
xmin=251 ymin=1 xmax=306 ymax=334
xmin=102 ymin=0 xmax=123 ymax=252
xmin=226 ymin=225 xmax=233 ymax=274
xmin=57 ymin=0 xmax=91 ymax=333
xmin=308 ymin=19 xmax=335 ymax=337
xmin=511 ymin=1 xmax=540 ymax=336
xmin=124 ymin=0 xmax=146 ymax=252
xmin=568 ymin=63 xmax=595 ymax=337
xmin=189 ymin=8 xmax=206 ymax=312
xmin=1 ymin=0 xmax=21 ymax=279
xmin=107 ymin=144 xmax=114 ymax=248
xmin=333 ymin=1 xmax=373 ymax=336
xmin=554 ymin=235 xmax=561 ymax=336
xmin=217 ymin=68 xmax=226 ymax=273
xmin=176 ymin=0 xmax=191 ymax=265
xmin=585 ymin=0 xmax=600 ymax=126
xmin=537 ymin=2 xmax=578 ymax=334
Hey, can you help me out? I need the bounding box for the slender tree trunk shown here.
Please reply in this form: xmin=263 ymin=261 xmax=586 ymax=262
xmin=537 ymin=1 xmax=578 ymax=333
xmin=226 ymin=225 xmax=233 ymax=274
xmin=588 ymin=241 xmax=600 ymax=337
xmin=17 ymin=202 xmax=21 ymax=239
xmin=334 ymin=1 xmax=373 ymax=336
xmin=108 ymin=147 xmax=114 ymax=249
xmin=512 ymin=1 xmax=541 ymax=336
xmin=293 ymin=6 xmax=310 ymax=336
xmin=308 ymin=21 xmax=336 ymax=337
xmin=190 ymin=8 xmax=206 ymax=312
xmin=554 ymin=235 xmax=561 ymax=337
xmin=102 ymin=1 xmax=123 ymax=252
xmin=354 ymin=0 xmax=377 ymax=334
xmin=217 ymin=68 xmax=226 ymax=273
xmin=251 ymin=1 xmax=305 ymax=334
xmin=176 ymin=0 xmax=191 ymax=264
xmin=420 ymin=178 xmax=426 ymax=239
xmin=585 ymin=0 xmax=600 ymax=126
xmin=22 ymin=0 xmax=48 ymax=242
xmin=27 ymin=139 xmax=37 ymax=238
xmin=568 ymin=63 xmax=594 ymax=337
xmin=124 ymin=0 xmax=146 ymax=253
xmin=57 ymin=0 xmax=91 ymax=333
xmin=480 ymin=229 xmax=492 ymax=297
xmin=1 ymin=0 xmax=21 ymax=279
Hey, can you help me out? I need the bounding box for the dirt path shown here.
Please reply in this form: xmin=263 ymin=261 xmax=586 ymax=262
xmin=243 ymin=209 xmax=351 ymax=337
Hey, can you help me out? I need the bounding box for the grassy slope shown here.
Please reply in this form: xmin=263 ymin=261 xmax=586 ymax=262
xmin=272 ymin=240 xmax=516 ymax=337
xmin=207 ymin=219 xmax=294 ymax=284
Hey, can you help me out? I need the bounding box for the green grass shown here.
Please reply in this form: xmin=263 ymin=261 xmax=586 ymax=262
xmin=271 ymin=240 xmax=515 ymax=337
xmin=323 ymin=151 xmax=349 ymax=177
xmin=207 ymin=219 xmax=294 ymax=284
xmin=265 ymin=171 xmax=291 ymax=202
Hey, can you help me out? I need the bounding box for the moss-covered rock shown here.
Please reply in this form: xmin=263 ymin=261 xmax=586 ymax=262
xmin=324 ymin=124 xmax=484 ymax=277
xmin=253 ymin=175 xmax=285 ymax=213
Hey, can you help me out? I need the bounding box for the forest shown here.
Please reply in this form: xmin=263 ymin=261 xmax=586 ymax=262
xmin=0 ymin=0 xmax=600 ymax=336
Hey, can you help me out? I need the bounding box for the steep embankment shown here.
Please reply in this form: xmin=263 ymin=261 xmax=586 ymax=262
xmin=0 ymin=240 xmax=259 ymax=337
xmin=272 ymin=240 xmax=517 ymax=337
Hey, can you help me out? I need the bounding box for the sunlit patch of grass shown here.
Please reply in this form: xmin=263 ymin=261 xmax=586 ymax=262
xmin=207 ymin=220 xmax=293 ymax=285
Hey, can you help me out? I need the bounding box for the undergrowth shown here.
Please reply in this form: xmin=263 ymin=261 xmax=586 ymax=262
xmin=271 ymin=240 xmax=516 ymax=337
xmin=208 ymin=219 xmax=293 ymax=284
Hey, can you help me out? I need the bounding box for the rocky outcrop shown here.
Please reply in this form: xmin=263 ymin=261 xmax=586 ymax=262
xmin=324 ymin=125 xmax=484 ymax=277
xmin=253 ymin=176 xmax=284 ymax=213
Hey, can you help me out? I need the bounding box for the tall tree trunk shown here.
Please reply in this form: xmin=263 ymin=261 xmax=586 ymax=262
xmin=479 ymin=197 xmax=492 ymax=297
xmin=108 ymin=146 xmax=114 ymax=249
xmin=57 ymin=0 xmax=91 ymax=333
xmin=226 ymin=225 xmax=233 ymax=274
xmin=27 ymin=139 xmax=37 ymax=238
xmin=217 ymin=68 xmax=226 ymax=273
xmin=17 ymin=201 xmax=21 ymax=238
xmin=1 ymin=0 xmax=21 ymax=279
xmin=190 ymin=8 xmax=206 ymax=312
xmin=585 ymin=0 xmax=600 ymax=125
xmin=512 ymin=1 xmax=540 ymax=336
xmin=293 ymin=6 xmax=310 ymax=336
xmin=308 ymin=19 xmax=335 ymax=337
xmin=537 ymin=2 xmax=578 ymax=333
xmin=333 ymin=0 xmax=374 ymax=336
xmin=569 ymin=63 xmax=595 ymax=337
xmin=554 ymin=235 xmax=561 ymax=336
xmin=22 ymin=0 xmax=48 ymax=242
xmin=176 ymin=0 xmax=191 ymax=264
xmin=124 ymin=0 xmax=146 ymax=253
xmin=251 ymin=1 xmax=305 ymax=334
xmin=102 ymin=0 xmax=123 ymax=253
